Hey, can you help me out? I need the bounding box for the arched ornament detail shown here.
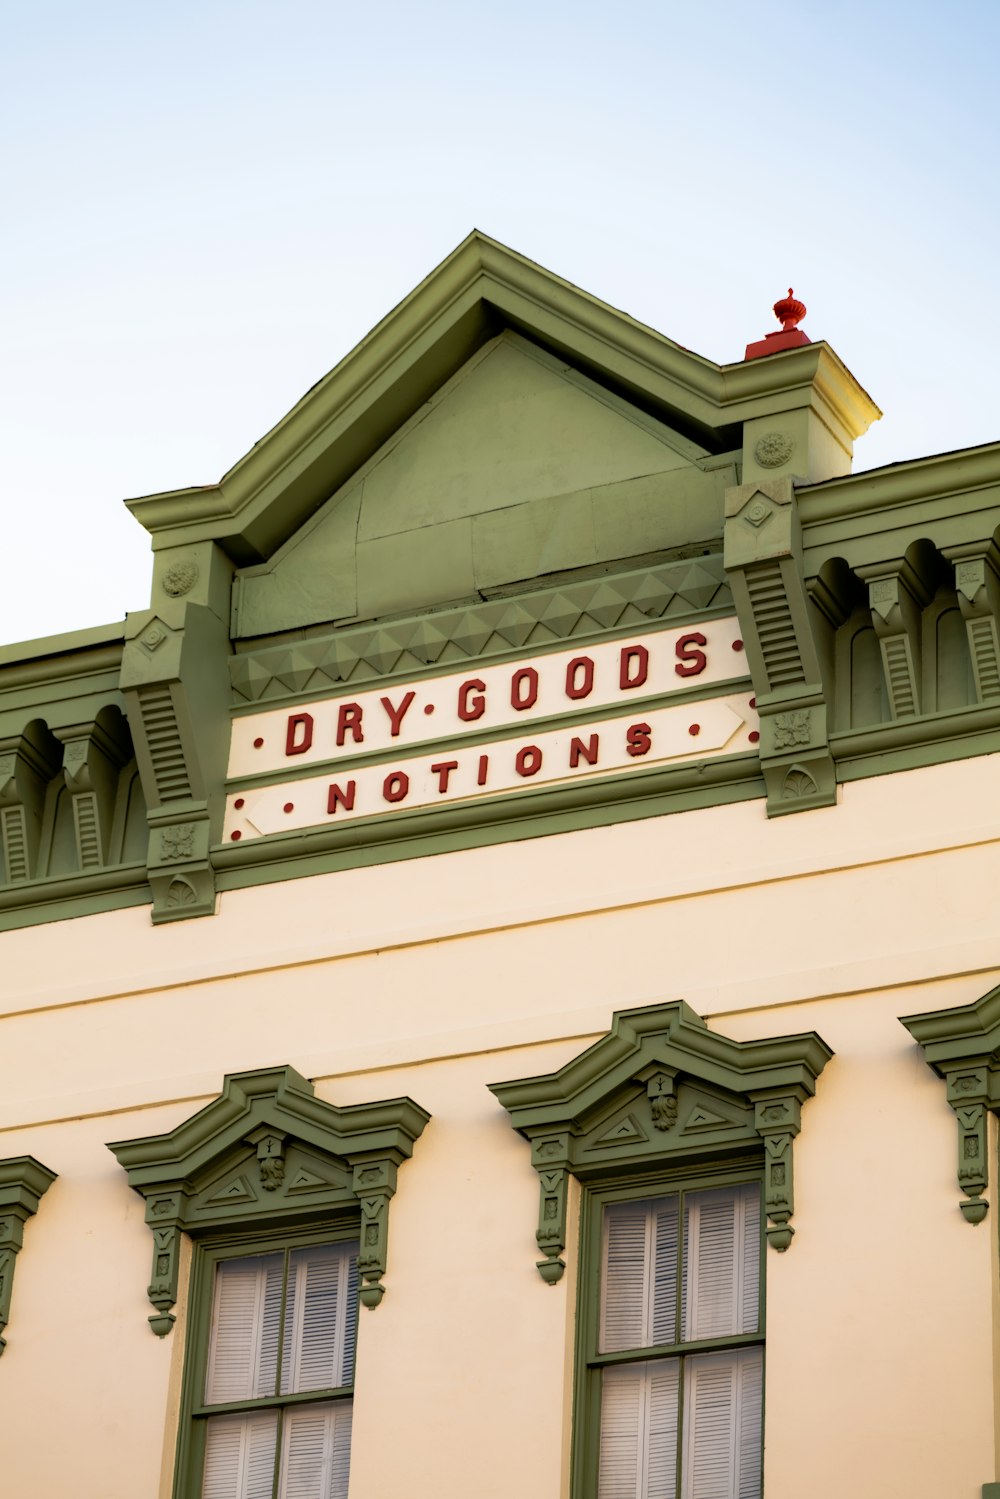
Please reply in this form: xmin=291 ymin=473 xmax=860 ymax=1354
xmin=108 ymin=1065 xmax=429 ymax=1334
xmin=489 ymin=1000 xmax=832 ymax=1283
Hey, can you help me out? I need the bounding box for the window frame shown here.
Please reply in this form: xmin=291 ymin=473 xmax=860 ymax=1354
xmin=175 ymin=1214 xmax=362 ymax=1499
xmin=573 ymin=1159 xmax=766 ymax=1499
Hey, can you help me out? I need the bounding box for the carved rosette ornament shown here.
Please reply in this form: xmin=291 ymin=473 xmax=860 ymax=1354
xmin=753 ymin=432 xmax=795 ymax=470
xmin=162 ymin=559 xmax=199 ymax=598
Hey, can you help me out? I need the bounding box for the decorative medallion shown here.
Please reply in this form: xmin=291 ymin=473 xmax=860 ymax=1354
xmin=160 ymin=824 xmax=195 ymax=862
xmin=773 ymin=710 xmax=811 ymax=749
xmin=162 ymin=560 xmax=199 ymax=598
xmin=753 ymin=432 xmax=795 ymax=469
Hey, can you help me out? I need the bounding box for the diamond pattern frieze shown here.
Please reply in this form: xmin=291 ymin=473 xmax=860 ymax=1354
xmin=230 ymin=556 xmax=734 ymax=703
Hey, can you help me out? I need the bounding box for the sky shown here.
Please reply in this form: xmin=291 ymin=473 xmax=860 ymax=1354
xmin=3 ymin=0 xmax=999 ymax=646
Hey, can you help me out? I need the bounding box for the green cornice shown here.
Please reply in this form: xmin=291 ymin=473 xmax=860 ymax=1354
xmin=490 ymin=1000 xmax=831 ymax=1280
xmin=231 ymin=554 xmax=733 ymax=703
xmin=108 ymin=1065 xmax=429 ymax=1331
xmin=0 ymin=1155 xmax=56 ymax=1355
xmin=123 ymin=232 xmax=878 ymax=563
xmin=902 ymin=984 xmax=1000 ymax=1224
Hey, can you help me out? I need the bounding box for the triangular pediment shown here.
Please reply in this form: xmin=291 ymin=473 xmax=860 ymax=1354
xmin=234 ymin=332 xmax=730 ymax=636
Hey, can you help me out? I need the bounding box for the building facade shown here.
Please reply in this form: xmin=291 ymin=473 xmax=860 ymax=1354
xmin=2 ymin=234 xmax=1000 ymax=1498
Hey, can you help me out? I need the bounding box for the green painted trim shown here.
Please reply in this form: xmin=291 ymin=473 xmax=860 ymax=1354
xmin=230 ymin=554 xmax=734 ymax=701
xmin=0 ymin=867 xmax=150 ymax=932
xmin=0 ymin=1156 xmax=57 ymax=1355
xmin=489 ymin=999 xmax=832 ymax=1279
xmin=982 ymin=1484 xmax=1000 ymax=1498
xmin=213 ymin=755 xmax=766 ymax=886
xmin=901 ymin=984 xmax=1000 ymax=1223
xmin=107 ymin=1065 xmax=429 ymax=1332
xmin=0 ymin=622 xmax=125 ymax=671
xmin=123 ymin=232 xmax=878 ymax=562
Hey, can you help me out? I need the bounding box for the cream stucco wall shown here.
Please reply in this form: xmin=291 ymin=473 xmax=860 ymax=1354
xmin=2 ymin=754 xmax=1000 ymax=1497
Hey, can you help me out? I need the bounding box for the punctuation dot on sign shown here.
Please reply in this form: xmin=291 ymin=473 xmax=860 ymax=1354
xmin=234 ymin=798 xmax=245 ymax=810
xmin=688 ymin=723 xmax=700 ymax=736
xmin=749 ymin=697 xmax=756 ymax=709
xmin=231 ymin=830 xmax=242 ymax=841
xmin=424 ymin=703 xmax=435 ymax=715
xmin=283 ymin=803 xmax=294 ymax=814
xmin=732 ymin=640 xmax=744 ymax=652
xmin=253 ymin=737 xmax=264 ymax=749
xmin=749 ymin=731 xmax=760 ymax=744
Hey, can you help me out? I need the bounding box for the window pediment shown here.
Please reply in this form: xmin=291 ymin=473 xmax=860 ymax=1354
xmin=108 ymin=1064 xmax=429 ymax=1333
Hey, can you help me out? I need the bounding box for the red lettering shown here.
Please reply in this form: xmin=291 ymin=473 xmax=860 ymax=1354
xmin=569 ymin=734 xmax=599 ymax=768
xmin=619 ymin=644 xmax=649 ymax=690
xmin=336 ymin=703 xmax=365 ymax=745
xmin=675 ymin=632 xmax=707 ymax=678
xmin=626 ymin=722 xmax=652 ymax=757
xmin=565 ymin=656 xmax=595 ymax=701
xmin=327 ymin=781 xmax=357 ymax=814
xmin=382 ymin=771 xmax=410 ymax=803
xmin=515 ymin=745 xmax=543 ymax=777
xmin=511 ymin=667 xmax=539 ymax=711
xmin=380 ymin=691 xmax=415 ymax=738
xmin=458 ymin=679 xmax=486 ymax=721
xmin=285 ymin=712 xmax=314 ymax=756
xmin=477 ymin=754 xmax=489 ymax=786
xmin=430 ymin=760 xmax=459 ymax=793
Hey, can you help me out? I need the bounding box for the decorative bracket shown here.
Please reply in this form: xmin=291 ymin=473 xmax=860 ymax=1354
xmin=0 ymin=1156 xmax=57 ymax=1354
xmin=857 ymin=558 xmax=931 ymax=720
xmin=350 ymin=1157 xmax=399 ymax=1308
xmin=944 ymin=541 xmax=1000 ymax=704
xmin=751 ymin=1094 xmax=801 ymax=1250
xmin=54 ymin=710 xmax=133 ymax=871
xmin=108 ymin=1065 xmax=429 ymax=1333
xmin=901 ymin=983 xmax=1000 ymax=1224
xmin=723 ymin=479 xmax=836 ymax=815
xmin=490 ymin=1000 xmax=831 ymax=1282
xmin=0 ymin=726 xmax=62 ymax=883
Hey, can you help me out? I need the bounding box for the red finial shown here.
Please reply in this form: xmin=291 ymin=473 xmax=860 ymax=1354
xmin=773 ymin=288 xmax=807 ymax=331
xmin=744 ymin=286 xmax=811 ymax=361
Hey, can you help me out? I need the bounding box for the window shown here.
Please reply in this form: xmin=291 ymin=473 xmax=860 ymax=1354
xmin=582 ymin=1176 xmax=763 ymax=1499
xmin=182 ymin=1230 xmax=359 ymax=1499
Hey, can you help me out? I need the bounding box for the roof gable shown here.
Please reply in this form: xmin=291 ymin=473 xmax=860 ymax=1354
xmin=126 ymin=231 xmax=878 ymax=566
xmin=234 ymin=331 xmax=732 ymax=637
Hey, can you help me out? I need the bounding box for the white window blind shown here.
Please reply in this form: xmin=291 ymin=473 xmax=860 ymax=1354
xmin=280 ymin=1244 xmax=358 ymax=1394
xmin=601 ymin=1195 xmax=679 ymax=1352
xmin=279 ymin=1400 xmax=353 ymax=1499
xmin=202 ymin=1412 xmax=277 ymax=1499
xmin=681 ymin=1348 xmax=762 ymax=1499
xmin=599 ymin=1360 xmax=679 ymax=1499
xmin=681 ymin=1186 xmax=760 ymax=1342
xmin=597 ymin=1185 xmax=762 ymax=1499
xmin=205 ymin=1254 xmax=283 ymax=1403
xmin=201 ymin=1241 xmax=359 ymax=1499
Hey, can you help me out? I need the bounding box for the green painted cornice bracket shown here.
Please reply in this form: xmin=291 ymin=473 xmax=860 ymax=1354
xmin=944 ymin=541 xmax=1000 ymax=706
xmin=0 ymin=1156 xmax=57 ymax=1355
xmin=53 ymin=708 xmax=133 ymax=872
xmin=982 ymin=1483 xmax=1000 ymax=1498
xmin=856 ymin=557 xmax=933 ymax=721
xmin=108 ymin=1065 xmax=429 ymax=1333
xmin=120 ymin=587 xmax=233 ymax=923
xmin=490 ymin=1000 xmax=832 ymax=1279
xmin=122 ymin=231 xmax=878 ymax=566
xmin=901 ymin=984 xmax=1000 ymax=1224
xmin=0 ymin=723 xmax=64 ymax=884
xmin=723 ymin=479 xmax=836 ymax=815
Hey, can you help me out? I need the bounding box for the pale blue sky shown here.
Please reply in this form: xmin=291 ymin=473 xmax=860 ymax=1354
xmin=3 ymin=0 xmax=998 ymax=643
